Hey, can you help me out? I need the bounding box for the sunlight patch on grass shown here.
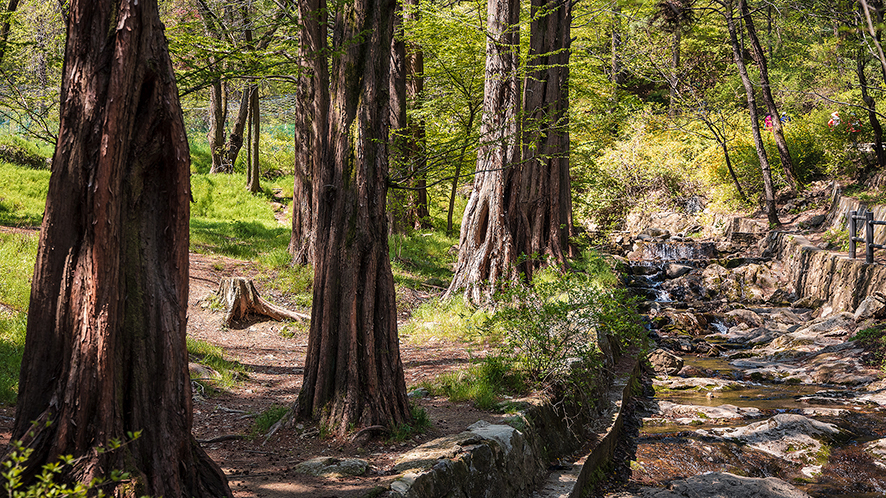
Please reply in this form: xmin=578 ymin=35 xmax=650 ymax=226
xmin=400 ymin=295 xmax=494 ymax=345
xmin=0 ymin=162 xmax=50 ymax=227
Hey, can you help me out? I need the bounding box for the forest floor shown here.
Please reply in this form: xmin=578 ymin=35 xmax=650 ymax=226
xmin=186 ymin=254 xmax=507 ymax=498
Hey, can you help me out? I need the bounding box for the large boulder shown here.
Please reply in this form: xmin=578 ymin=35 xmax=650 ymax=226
xmin=648 ymin=348 xmax=683 ymax=376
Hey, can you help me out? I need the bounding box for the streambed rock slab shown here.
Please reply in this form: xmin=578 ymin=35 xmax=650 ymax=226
xmin=864 ymin=438 xmax=886 ymax=469
xmin=696 ymin=414 xmax=843 ymax=466
xmin=652 ymin=400 xmax=762 ymax=423
xmin=653 ymin=377 xmax=742 ymax=391
xmin=605 ymin=472 xmax=810 ymax=498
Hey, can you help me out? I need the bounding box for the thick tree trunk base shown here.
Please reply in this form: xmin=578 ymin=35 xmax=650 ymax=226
xmin=216 ymin=278 xmax=308 ymax=326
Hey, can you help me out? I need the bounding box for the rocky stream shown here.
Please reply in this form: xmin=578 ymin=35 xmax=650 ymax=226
xmin=601 ymin=227 xmax=886 ymax=498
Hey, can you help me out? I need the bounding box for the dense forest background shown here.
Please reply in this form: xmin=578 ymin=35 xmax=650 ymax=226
xmin=1 ymin=0 xmax=882 ymax=236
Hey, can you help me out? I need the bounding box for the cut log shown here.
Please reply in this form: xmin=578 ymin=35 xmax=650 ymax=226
xmin=216 ymin=277 xmax=309 ymax=326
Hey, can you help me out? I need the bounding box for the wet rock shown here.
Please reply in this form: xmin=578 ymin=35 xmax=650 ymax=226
xmin=662 ymin=311 xmax=708 ymax=336
xmin=710 ymin=325 xmax=780 ymax=346
xmin=654 ymin=377 xmax=742 ymax=390
xmin=791 ymin=295 xmax=823 ymax=309
xmin=611 ymin=472 xmax=811 ymax=498
xmin=648 ymin=349 xmax=683 ymax=376
xmin=664 ymin=263 xmax=692 ymax=279
xmin=294 ymin=457 xmax=369 ymax=477
xmin=864 ymin=438 xmax=886 ymax=469
xmin=767 ymin=288 xmax=797 ymax=306
xmin=653 ymin=400 xmax=762 ymax=423
xmin=854 ymin=292 xmax=886 ymax=321
xmin=697 ymin=414 xmax=844 ymax=466
xmin=726 ymin=309 xmax=764 ymax=328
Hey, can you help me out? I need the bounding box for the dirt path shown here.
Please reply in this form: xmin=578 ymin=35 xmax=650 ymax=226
xmin=187 ymin=253 xmax=503 ymax=498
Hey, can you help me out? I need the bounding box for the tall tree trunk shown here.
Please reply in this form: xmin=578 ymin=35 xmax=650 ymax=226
xmin=520 ymin=0 xmax=573 ymax=271
xmin=224 ymin=86 xmax=251 ymax=171
xmin=406 ymin=0 xmax=430 ymax=229
xmin=208 ymin=80 xmax=228 ymax=173
xmin=388 ymin=3 xmax=409 ymax=234
xmin=724 ymin=1 xmax=779 ymax=225
xmin=247 ymin=85 xmax=260 ymax=193
xmin=10 ymin=0 xmax=231 ymax=495
xmin=857 ymin=45 xmax=886 ymax=171
xmin=740 ymin=0 xmax=797 ymax=191
xmin=447 ymin=106 xmax=477 ymax=236
xmin=289 ymin=1 xmax=329 ymax=266
xmin=446 ymin=0 xmax=522 ymax=303
xmin=294 ymin=0 xmax=411 ymax=436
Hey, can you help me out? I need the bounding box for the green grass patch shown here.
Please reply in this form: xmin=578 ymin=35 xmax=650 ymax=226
xmin=0 ymin=162 xmax=50 ymax=227
xmin=0 ymin=231 xmax=38 ymax=404
xmin=389 ymin=229 xmax=458 ymax=288
xmin=186 ymin=336 xmax=249 ymax=392
xmin=249 ymin=404 xmax=290 ymax=437
xmin=189 ymin=172 xmax=292 ymax=259
xmin=389 ymin=405 xmax=433 ymax=442
xmin=421 ymin=356 xmax=527 ymax=411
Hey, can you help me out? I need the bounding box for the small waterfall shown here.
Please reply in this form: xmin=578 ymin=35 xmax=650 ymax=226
xmin=641 ymin=241 xmax=716 ymax=261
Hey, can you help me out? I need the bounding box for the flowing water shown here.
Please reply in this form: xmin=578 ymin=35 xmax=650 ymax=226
xmin=602 ymin=242 xmax=886 ymax=497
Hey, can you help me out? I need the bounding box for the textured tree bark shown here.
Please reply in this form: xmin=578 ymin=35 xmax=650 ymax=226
xmin=389 ymin=4 xmax=409 ymax=234
xmin=740 ymin=0 xmax=797 ymax=191
xmin=724 ymin=1 xmax=779 ymax=226
xmin=9 ymin=0 xmax=231 ymax=495
xmin=223 ymin=86 xmax=251 ymax=172
xmin=294 ymin=0 xmax=411 ymax=436
xmin=857 ymin=46 xmax=886 ymax=171
xmin=520 ymin=0 xmax=574 ymax=273
xmin=289 ymin=1 xmax=328 ymax=267
xmin=446 ymin=0 xmax=522 ymax=304
xmin=405 ymin=0 xmax=430 ymax=229
xmin=208 ymin=80 xmax=228 ymax=173
xmin=247 ymin=86 xmax=261 ymax=193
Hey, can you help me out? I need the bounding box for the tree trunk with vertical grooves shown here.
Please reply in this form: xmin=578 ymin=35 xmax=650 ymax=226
xmin=208 ymin=80 xmax=228 ymax=173
xmin=406 ymin=0 xmax=430 ymax=229
xmin=9 ymin=0 xmax=231 ymax=495
xmin=724 ymin=2 xmax=779 ymax=226
xmin=446 ymin=0 xmax=522 ymax=304
xmin=247 ymin=85 xmax=260 ymax=193
xmin=388 ymin=3 xmax=409 ymax=234
xmin=224 ymin=86 xmax=251 ymax=172
xmin=857 ymin=46 xmax=886 ymax=171
xmin=293 ymin=0 xmax=411 ymax=436
xmin=289 ymin=1 xmax=328 ymax=267
xmin=520 ymin=0 xmax=574 ymax=273
xmin=740 ymin=0 xmax=797 ymax=191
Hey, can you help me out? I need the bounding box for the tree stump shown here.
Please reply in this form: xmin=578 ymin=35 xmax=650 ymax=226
xmin=216 ymin=277 xmax=309 ymax=326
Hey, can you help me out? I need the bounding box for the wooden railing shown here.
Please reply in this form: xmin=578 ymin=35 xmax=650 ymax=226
xmin=849 ymin=209 xmax=886 ymax=263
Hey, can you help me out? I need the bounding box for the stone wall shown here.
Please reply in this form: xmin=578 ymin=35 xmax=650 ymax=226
xmin=387 ymin=355 xmax=640 ymax=498
xmin=765 ymin=231 xmax=886 ymax=312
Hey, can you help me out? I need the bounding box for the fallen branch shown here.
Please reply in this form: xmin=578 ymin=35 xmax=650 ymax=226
xmin=216 ymin=277 xmax=310 ymax=326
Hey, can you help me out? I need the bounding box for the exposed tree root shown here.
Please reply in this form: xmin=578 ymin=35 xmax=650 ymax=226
xmin=216 ymin=277 xmax=309 ymax=326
